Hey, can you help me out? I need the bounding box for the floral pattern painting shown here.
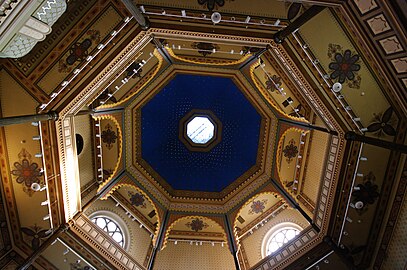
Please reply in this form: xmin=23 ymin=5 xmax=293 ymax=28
xmin=66 ymin=39 xmax=92 ymax=65
xmin=197 ymin=0 xmax=224 ymax=11
xmin=185 ymin=218 xmax=209 ymax=232
xmin=248 ymin=199 xmax=268 ymax=215
xmin=89 ymin=88 xmax=117 ymax=109
xmin=125 ymin=61 xmax=143 ymax=79
xmin=101 ymin=123 xmax=117 ymax=150
xmin=327 ymin=44 xmax=361 ymax=89
xmin=283 ymin=139 xmax=298 ymax=164
xmin=241 ymin=46 xmax=262 ymax=56
xmin=58 ymin=29 xmax=101 ymax=73
xmin=287 ymin=2 xmax=302 ymax=21
xmin=11 ymin=149 xmax=42 ymax=196
xmin=70 ymin=262 xmax=93 ymax=270
xmin=128 ymin=191 xmax=146 ymax=208
xmin=265 ymin=74 xmax=282 ymax=93
xmin=21 ymin=225 xmax=50 ymax=250
xmin=191 ymin=42 xmax=219 ymax=57
xmin=352 ymin=172 xmax=380 ymax=214
xmin=366 ymin=107 xmax=396 ymax=137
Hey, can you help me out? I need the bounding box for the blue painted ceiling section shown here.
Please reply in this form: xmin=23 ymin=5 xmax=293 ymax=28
xmin=141 ymin=74 xmax=261 ymax=192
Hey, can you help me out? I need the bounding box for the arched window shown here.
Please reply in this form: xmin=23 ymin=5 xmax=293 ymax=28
xmin=91 ymin=216 xmax=125 ymax=248
xmin=261 ymin=222 xmax=302 ymax=258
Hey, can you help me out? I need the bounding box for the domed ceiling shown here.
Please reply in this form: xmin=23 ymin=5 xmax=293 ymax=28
xmin=0 ymin=0 xmax=405 ymax=269
xmin=139 ymin=74 xmax=262 ymax=193
xmin=128 ymin=64 xmax=278 ymax=200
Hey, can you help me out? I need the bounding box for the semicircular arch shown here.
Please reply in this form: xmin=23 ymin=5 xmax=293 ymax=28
xmin=232 ymin=191 xmax=287 ymax=249
xmin=94 ymin=114 xmax=123 ymax=194
xmin=100 ymin=181 xmax=161 ymax=246
xmin=275 ymin=127 xmax=309 ymax=198
xmin=162 ymin=215 xmax=228 ymax=250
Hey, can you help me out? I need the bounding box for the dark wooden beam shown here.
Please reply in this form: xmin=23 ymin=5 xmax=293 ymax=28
xmin=121 ymin=0 xmax=150 ymax=30
xmin=0 ymin=111 xmax=58 ymax=127
xmin=17 ymin=224 xmax=68 ymax=270
xmin=274 ymin=5 xmax=325 ymax=43
xmin=147 ymin=210 xmax=169 ymax=270
xmin=224 ymin=215 xmax=241 ymax=270
xmin=280 ymin=117 xmax=338 ymax=135
xmin=270 ymin=177 xmax=320 ymax=233
xmin=345 ymin=131 xmax=407 ymax=153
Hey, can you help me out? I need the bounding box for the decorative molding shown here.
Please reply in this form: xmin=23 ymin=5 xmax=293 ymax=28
xmin=252 ymin=226 xmax=320 ymax=270
xmin=250 ymin=62 xmax=309 ymax=124
xmin=166 ymin=46 xmax=252 ymax=66
xmin=100 ymin=176 xmax=162 ymax=247
xmin=125 ymin=64 xmax=277 ymax=210
xmin=40 ymin=120 xmax=63 ymax=228
xmin=161 ymin=215 xmax=228 ymax=250
xmin=72 ymin=214 xmax=145 ymax=270
xmin=94 ymin=115 xmax=123 ymax=195
xmin=96 ymin=48 xmax=163 ymax=110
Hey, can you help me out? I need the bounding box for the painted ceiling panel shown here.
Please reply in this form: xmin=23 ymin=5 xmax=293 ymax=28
xmin=0 ymin=69 xmax=52 ymax=254
xmin=298 ymin=9 xmax=395 ymax=139
xmin=116 ymin=186 xmax=158 ymax=226
xmin=154 ymin=241 xmax=234 ymax=270
xmin=279 ymin=130 xmax=303 ymax=187
xmin=237 ymin=192 xmax=281 ymax=230
xmin=170 ymin=216 xmax=224 ymax=236
xmin=341 ymin=144 xmax=391 ymax=265
xmin=253 ymin=58 xmax=303 ymax=117
xmin=37 ymin=4 xmax=124 ymax=95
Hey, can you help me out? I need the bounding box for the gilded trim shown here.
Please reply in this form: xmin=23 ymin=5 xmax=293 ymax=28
xmin=250 ymin=62 xmax=309 ymax=124
xmin=95 ymin=115 xmax=123 ymax=194
xmin=166 ymin=47 xmax=252 ymax=66
xmin=161 ymin=215 xmax=228 ymax=250
xmin=100 ymin=177 xmax=161 ymax=247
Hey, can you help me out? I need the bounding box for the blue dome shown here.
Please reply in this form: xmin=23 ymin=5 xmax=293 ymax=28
xmin=140 ymin=74 xmax=262 ymax=192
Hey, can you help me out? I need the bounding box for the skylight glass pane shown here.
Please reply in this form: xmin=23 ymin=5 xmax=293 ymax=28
xmin=187 ymin=116 xmax=214 ymax=144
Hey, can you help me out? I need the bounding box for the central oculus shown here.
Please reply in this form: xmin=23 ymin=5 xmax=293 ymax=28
xmin=179 ymin=110 xmax=222 ymax=152
xmin=187 ymin=117 xmax=213 ymax=144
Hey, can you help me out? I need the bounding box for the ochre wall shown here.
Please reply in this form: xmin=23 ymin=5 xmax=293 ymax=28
xmin=85 ymin=198 xmax=153 ymax=267
xmin=74 ymin=115 xmax=94 ymax=189
xmin=381 ymin=192 xmax=407 ymax=269
xmin=241 ymin=208 xmax=308 ymax=268
xmin=154 ymin=241 xmax=235 ymax=270
xmin=301 ymin=121 xmax=329 ymax=204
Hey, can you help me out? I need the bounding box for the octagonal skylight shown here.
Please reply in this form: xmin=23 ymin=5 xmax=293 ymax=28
xmin=186 ymin=116 xmax=215 ymax=144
